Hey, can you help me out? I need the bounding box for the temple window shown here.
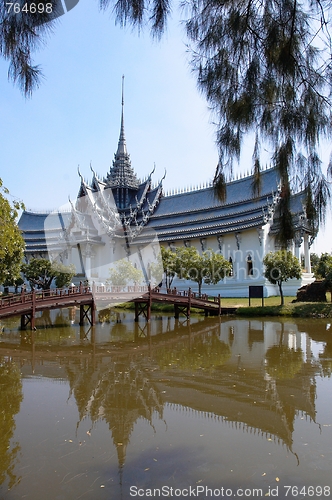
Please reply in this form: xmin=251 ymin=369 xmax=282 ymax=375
xmin=229 ymin=257 xmax=233 ymax=277
xmin=247 ymin=254 xmax=253 ymax=276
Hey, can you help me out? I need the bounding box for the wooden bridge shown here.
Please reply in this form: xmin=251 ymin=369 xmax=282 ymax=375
xmin=0 ymin=284 xmax=237 ymax=329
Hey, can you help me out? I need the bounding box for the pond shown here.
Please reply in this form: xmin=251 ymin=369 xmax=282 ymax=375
xmin=0 ymin=310 xmax=332 ymax=499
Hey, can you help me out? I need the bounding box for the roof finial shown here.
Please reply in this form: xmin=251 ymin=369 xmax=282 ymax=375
xmin=116 ymin=75 xmax=127 ymax=156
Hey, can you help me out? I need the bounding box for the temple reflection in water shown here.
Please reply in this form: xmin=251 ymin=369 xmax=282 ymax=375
xmin=1 ymin=312 xmax=327 ymax=487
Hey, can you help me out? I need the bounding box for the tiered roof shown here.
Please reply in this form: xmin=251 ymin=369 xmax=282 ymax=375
xmin=134 ymin=167 xmax=311 ymax=244
xmin=144 ymin=168 xmax=281 ymax=242
xmin=19 ymin=166 xmax=311 ymax=255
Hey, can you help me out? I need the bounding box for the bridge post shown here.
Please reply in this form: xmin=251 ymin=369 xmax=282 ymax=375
xmin=79 ymin=302 xmax=96 ymax=326
xmin=218 ymin=294 xmax=221 ymax=316
xmin=20 ymin=290 xmax=36 ymax=330
xmin=91 ymin=304 xmax=96 ymax=326
xmin=147 ymin=284 xmax=152 ymax=321
xmin=134 ymin=302 xmax=139 ymax=322
xmin=31 ymin=290 xmax=36 ymax=330
xmin=188 ymin=288 xmax=191 ymax=317
xmin=79 ymin=305 xmax=84 ymax=326
xmin=20 ymin=315 xmax=26 ymax=330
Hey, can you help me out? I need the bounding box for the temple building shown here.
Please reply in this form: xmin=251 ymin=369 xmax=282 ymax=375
xmin=18 ymin=86 xmax=315 ymax=297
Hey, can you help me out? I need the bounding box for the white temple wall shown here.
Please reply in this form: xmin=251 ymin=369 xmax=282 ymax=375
xmin=69 ymin=246 xmax=84 ymax=276
xmin=162 ymin=226 xmax=308 ymax=298
xmin=60 ymin=216 xmax=311 ymax=296
xmin=77 ymin=237 xmax=162 ymax=286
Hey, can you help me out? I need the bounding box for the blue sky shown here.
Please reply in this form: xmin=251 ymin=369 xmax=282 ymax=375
xmin=0 ymin=0 xmax=218 ymax=208
xmin=0 ymin=0 xmax=331 ymax=254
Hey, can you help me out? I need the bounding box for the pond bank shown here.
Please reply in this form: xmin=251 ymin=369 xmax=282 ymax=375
xmin=106 ymin=299 xmax=332 ymax=319
xmin=236 ymin=302 xmax=332 ymax=318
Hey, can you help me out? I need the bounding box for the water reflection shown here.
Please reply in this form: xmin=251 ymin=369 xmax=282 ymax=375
xmin=0 ymin=358 xmax=23 ymax=489
xmin=0 ymin=312 xmax=332 ymax=498
xmin=67 ymin=358 xmax=165 ymax=475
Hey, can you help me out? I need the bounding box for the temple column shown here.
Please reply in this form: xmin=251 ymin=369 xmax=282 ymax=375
xmin=294 ymin=231 xmax=303 ymax=261
xmin=217 ymin=235 xmax=224 ymax=254
xmin=257 ymin=227 xmax=265 ymax=278
xmin=66 ymin=246 xmax=73 ymax=267
xmin=235 ymin=232 xmax=241 ymax=250
xmin=234 ymin=233 xmax=241 ymax=281
xmin=304 ymin=233 xmax=311 ymax=273
xmin=85 ymin=243 xmax=92 ymax=279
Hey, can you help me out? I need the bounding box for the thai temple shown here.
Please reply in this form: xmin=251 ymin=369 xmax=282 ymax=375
xmin=18 ymin=83 xmax=315 ymax=297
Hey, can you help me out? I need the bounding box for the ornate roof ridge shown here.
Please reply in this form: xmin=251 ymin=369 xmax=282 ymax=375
xmin=23 ymin=209 xmax=57 ymax=215
xmin=23 ymin=208 xmax=73 ymax=215
xmin=149 ymin=203 xmax=268 ymax=228
xmin=151 ymin=191 xmax=279 ymax=219
xmin=163 ymin=165 xmax=276 ymax=197
xmin=153 ymin=215 xmax=264 ymax=236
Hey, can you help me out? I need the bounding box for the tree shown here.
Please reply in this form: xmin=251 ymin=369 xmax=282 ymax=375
xmin=0 ymin=0 xmax=62 ymax=96
xmin=263 ymin=250 xmax=302 ymax=305
xmin=175 ymin=246 xmax=203 ymax=292
xmin=53 ymin=261 xmax=76 ymax=288
xmin=147 ymin=246 xmax=166 ymax=287
xmin=313 ymin=252 xmax=332 ymax=300
xmin=107 ymin=258 xmax=144 ymax=288
xmin=310 ymin=252 xmax=321 ymax=274
xmin=21 ymin=258 xmax=75 ymax=290
xmin=175 ymin=246 xmax=231 ymax=295
xmin=313 ymin=253 xmax=332 ymax=279
xmin=203 ymin=249 xmax=232 ymax=287
xmin=3 ymin=276 xmax=24 ymax=293
xmin=0 ymin=179 xmax=25 ymax=285
xmin=186 ymin=0 xmax=332 ymax=245
xmin=22 ymin=259 xmax=54 ymax=290
xmin=159 ymin=246 xmax=177 ymax=288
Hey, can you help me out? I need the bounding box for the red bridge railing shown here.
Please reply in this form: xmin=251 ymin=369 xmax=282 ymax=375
xmin=0 ymin=285 xmax=91 ymax=309
xmin=0 ymin=284 xmax=228 ymax=328
xmin=0 ymin=285 xmax=220 ymax=308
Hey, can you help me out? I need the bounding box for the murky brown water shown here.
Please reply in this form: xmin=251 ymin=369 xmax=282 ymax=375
xmin=1 ymin=310 xmax=332 ymax=500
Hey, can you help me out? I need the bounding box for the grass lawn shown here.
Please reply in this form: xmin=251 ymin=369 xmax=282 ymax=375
xmin=234 ymin=299 xmax=332 ymax=318
xmin=108 ymin=296 xmax=332 ymax=319
xmin=216 ymin=296 xmax=332 ymax=318
xmin=218 ymin=296 xmax=294 ymax=307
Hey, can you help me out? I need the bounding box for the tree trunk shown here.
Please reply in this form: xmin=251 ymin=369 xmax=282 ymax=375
xmin=279 ymin=322 xmax=284 ymax=346
xmin=278 ymin=280 xmax=284 ymax=306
